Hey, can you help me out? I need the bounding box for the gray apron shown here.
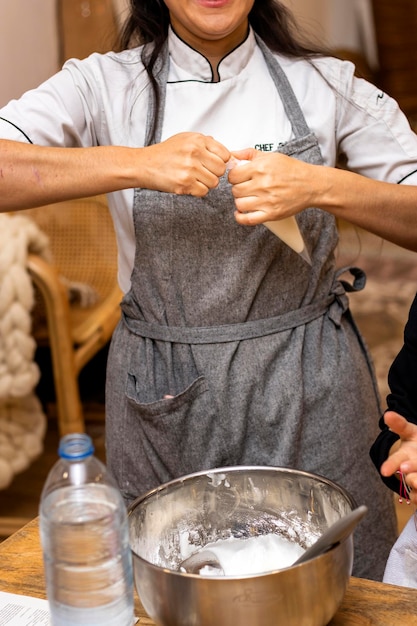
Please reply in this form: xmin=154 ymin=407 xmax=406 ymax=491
xmin=106 ymin=36 xmax=397 ymax=580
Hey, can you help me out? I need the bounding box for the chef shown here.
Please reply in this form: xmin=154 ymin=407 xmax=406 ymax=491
xmin=2 ymin=0 xmax=417 ymax=582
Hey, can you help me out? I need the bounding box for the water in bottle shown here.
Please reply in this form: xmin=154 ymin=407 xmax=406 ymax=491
xmin=39 ymin=433 xmax=135 ymax=626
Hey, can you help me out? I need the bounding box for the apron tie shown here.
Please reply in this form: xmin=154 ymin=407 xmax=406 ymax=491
xmin=121 ymin=294 xmax=336 ymax=344
xmin=328 ymin=266 xmax=367 ymax=327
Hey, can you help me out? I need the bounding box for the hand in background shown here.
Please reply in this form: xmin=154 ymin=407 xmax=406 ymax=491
xmin=381 ymin=411 xmax=417 ymax=503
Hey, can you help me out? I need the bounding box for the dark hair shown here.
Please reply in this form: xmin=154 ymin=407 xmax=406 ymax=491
xmin=117 ymin=0 xmax=328 ymax=142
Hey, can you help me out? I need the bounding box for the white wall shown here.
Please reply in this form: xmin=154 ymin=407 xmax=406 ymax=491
xmin=280 ymin=0 xmax=378 ymax=70
xmin=0 ymin=0 xmax=59 ymax=106
xmin=0 ymin=0 xmax=132 ymax=108
xmin=113 ymin=0 xmax=129 ymax=28
xmin=280 ymin=0 xmax=328 ymax=44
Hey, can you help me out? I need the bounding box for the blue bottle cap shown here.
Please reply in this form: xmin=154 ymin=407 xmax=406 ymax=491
xmin=58 ymin=433 xmax=95 ymax=460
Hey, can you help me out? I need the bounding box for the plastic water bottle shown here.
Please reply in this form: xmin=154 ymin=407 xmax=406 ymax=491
xmin=39 ymin=433 xmax=135 ymax=625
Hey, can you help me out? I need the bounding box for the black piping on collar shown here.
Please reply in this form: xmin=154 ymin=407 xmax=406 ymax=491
xmin=169 ymin=24 xmax=251 ymax=83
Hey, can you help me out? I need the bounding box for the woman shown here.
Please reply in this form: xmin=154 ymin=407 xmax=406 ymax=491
xmin=1 ymin=0 xmax=417 ymax=580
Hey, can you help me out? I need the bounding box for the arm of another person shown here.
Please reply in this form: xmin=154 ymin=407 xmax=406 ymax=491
xmin=370 ymin=294 xmax=417 ymax=502
xmin=378 ymin=413 xmax=417 ymax=504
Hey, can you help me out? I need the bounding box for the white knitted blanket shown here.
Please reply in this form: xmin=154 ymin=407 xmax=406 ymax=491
xmin=0 ymin=213 xmax=50 ymax=489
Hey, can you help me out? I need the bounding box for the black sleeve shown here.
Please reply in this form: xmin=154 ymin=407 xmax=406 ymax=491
xmin=369 ymin=292 xmax=417 ymax=493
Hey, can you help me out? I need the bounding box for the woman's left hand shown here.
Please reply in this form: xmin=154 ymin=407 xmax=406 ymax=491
xmin=228 ymin=148 xmax=317 ymax=225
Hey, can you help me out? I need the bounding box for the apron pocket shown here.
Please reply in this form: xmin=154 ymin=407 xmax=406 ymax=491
xmin=125 ymin=372 xmax=227 ymax=479
xmin=126 ymin=372 xmax=208 ymax=418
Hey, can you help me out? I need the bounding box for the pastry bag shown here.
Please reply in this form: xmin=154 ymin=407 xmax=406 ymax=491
xmin=228 ymin=158 xmax=311 ymax=265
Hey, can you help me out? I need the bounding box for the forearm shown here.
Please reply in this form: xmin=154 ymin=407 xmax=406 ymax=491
xmin=313 ymin=166 xmax=417 ymax=252
xmin=0 ymin=140 xmax=139 ymax=211
xmin=0 ymin=133 xmax=230 ymax=211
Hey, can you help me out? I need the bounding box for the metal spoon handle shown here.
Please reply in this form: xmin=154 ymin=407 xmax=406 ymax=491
xmin=294 ymin=505 xmax=368 ymax=565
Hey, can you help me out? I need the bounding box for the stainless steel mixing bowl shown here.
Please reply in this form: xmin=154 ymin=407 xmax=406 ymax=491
xmin=128 ymin=466 xmax=357 ymax=626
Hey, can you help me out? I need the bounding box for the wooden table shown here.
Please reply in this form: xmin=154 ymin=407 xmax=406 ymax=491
xmin=1 ymin=518 xmax=417 ymax=625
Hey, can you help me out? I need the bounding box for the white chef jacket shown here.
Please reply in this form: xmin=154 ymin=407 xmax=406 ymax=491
xmin=1 ymin=27 xmax=417 ymax=293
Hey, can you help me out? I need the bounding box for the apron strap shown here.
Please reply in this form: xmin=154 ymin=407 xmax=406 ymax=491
xmin=254 ymin=35 xmax=313 ymax=140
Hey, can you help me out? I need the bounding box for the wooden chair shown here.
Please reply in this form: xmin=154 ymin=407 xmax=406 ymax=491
xmin=22 ymin=195 xmax=122 ymax=435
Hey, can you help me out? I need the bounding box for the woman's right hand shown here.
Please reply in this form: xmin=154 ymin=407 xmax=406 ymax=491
xmin=139 ymin=132 xmax=231 ymax=197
